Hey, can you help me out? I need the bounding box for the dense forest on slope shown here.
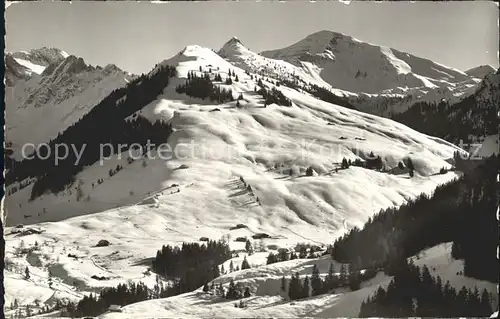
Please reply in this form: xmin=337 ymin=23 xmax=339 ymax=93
xmin=332 ymin=154 xmax=498 ymax=283
xmin=5 ymin=65 xmax=177 ymax=200
xmin=392 ymin=71 xmax=499 ymax=144
xmin=306 ymin=84 xmax=357 ymax=110
xmin=152 ymin=240 xmax=232 ymax=292
xmin=359 ymin=260 xmax=494 ymax=317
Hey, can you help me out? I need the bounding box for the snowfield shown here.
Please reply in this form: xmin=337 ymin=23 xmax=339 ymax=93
xmin=5 ymin=37 xmax=493 ymax=318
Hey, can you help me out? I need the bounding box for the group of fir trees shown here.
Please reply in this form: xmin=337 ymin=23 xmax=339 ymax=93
xmin=203 ymin=279 xmax=251 ymax=300
xmin=340 ymin=152 xmax=385 ymax=172
xmin=359 ymin=259 xmax=494 ymax=317
xmin=175 ymin=71 xmax=234 ymax=103
xmin=257 ymin=86 xmax=292 ymax=107
xmin=152 ymin=240 xmax=231 ymax=279
xmin=66 ymin=281 xmax=152 ymax=317
xmin=306 ymin=84 xmax=357 ymax=110
xmin=282 ymin=263 xmax=373 ymax=301
xmin=332 ymin=155 xmax=498 ymax=283
xmin=67 ymin=240 xmax=232 ymax=317
xmin=8 ymin=65 xmax=177 ymax=200
xmin=266 ymin=245 xmax=323 ymax=265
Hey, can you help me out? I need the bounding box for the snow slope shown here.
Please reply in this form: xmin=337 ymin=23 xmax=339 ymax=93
xmin=218 ymin=37 xmax=352 ymax=98
xmin=5 ymin=44 xmax=467 ymax=227
xmin=5 ymin=52 xmax=133 ymax=160
xmin=260 ymin=30 xmax=473 ymax=94
xmin=4 ymin=42 xmax=476 ymax=317
xmin=257 ymin=30 xmax=479 ymax=116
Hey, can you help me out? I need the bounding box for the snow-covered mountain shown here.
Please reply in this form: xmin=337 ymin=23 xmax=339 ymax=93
xmin=3 ymin=35 xmax=495 ymax=318
xmin=6 ymin=47 xmax=69 ymax=79
xmin=465 ymin=64 xmax=496 ymax=79
xmin=257 ymin=30 xmax=481 ymax=117
xmin=5 ymin=43 xmax=465 ymax=226
xmin=5 ymin=48 xmax=134 ymax=160
xmin=391 ymin=67 xmax=499 ymax=144
xmin=218 ymin=36 xmax=347 ymax=96
xmin=260 ymin=30 xmax=473 ymax=94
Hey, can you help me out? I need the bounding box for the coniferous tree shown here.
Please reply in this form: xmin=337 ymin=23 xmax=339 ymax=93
xmin=266 ymin=252 xmax=278 ymax=265
xmin=226 ymin=279 xmax=237 ymax=299
xmin=281 ymin=275 xmax=287 ymax=292
xmin=348 ymin=263 xmax=361 ymax=291
xmin=288 ymin=272 xmax=301 ymax=300
xmin=339 ymin=264 xmax=348 ymax=284
xmin=299 ymin=246 xmax=308 ymax=259
xmin=215 ymin=283 xmax=224 ymax=297
xmin=301 ymin=276 xmax=310 ymax=299
xmin=241 ymin=256 xmax=251 ymax=270
xmin=311 ymin=264 xmax=322 ymax=296
xmin=480 ymin=289 xmax=493 ymax=314
xmin=245 ymin=239 xmax=253 ymax=255
xmin=278 ymin=249 xmax=289 ymax=262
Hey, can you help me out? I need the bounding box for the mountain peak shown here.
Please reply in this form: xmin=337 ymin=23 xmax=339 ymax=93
xmin=465 ymin=65 xmax=496 ymax=79
xmin=259 ymin=29 xmax=473 ymax=94
xmin=11 ymin=47 xmax=69 ymax=68
xmin=220 ymin=36 xmax=247 ymax=50
xmin=218 ymin=36 xmax=250 ymax=59
xmin=226 ymin=36 xmax=242 ymax=45
xmin=40 ymin=54 xmax=92 ymax=77
xmin=260 ymin=30 xmax=359 ymax=60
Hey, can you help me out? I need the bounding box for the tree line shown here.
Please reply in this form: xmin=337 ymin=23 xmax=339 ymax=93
xmin=282 ymin=263 xmax=378 ymax=301
xmin=256 ymin=78 xmax=292 ymax=107
xmin=66 ymin=281 xmax=151 ymax=317
xmin=306 ymin=84 xmax=357 ymax=110
xmin=332 ymin=154 xmax=498 ymax=283
xmin=391 ymin=72 xmax=498 ymax=145
xmin=359 ymin=259 xmax=494 ymax=317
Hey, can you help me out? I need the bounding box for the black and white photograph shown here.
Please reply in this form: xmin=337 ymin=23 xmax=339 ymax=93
xmin=2 ymin=1 xmax=499 ymax=318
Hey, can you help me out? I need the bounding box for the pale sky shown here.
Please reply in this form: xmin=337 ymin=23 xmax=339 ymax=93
xmin=6 ymin=1 xmax=499 ymax=74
